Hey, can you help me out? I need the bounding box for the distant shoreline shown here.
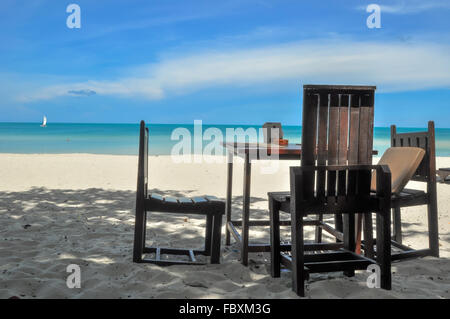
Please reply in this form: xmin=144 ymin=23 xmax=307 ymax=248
xmin=1 ymin=123 xmax=450 ymax=156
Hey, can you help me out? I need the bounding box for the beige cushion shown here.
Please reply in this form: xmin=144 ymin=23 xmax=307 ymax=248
xmin=371 ymin=147 xmax=425 ymax=194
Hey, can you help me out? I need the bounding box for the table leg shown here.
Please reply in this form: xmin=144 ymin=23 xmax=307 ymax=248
xmin=241 ymin=152 xmax=251 ymax=266
xmin=225 ymin=151 xmax=233 ymax=246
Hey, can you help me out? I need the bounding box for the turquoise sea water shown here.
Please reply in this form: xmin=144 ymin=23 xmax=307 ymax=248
xmin=1 ymin=123 xmax=450 ymax=156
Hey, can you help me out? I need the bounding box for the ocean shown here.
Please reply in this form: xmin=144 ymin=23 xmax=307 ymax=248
xmin=1 ymin=122 xmax=450 ymax=156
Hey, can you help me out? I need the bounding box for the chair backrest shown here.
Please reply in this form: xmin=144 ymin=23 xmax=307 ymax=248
xmin=301 ymin=85 xmax=376 ymax=194
xmin=290 ymin=165 xmax=391 ymax=216
xmin=370 ymin=147 xmax=425 ymax=194
xmin=390 ymin=121 xmax=436 ymax=183
xmin=137 ymin=120 xmax=149 ymax=199
xmin=301 ymin=84 xmax=376 ymax=166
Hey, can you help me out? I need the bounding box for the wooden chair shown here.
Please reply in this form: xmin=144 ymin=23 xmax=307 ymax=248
xmin=378 ymin=121 xmax=439 ymax=260
xmin=133 ymin=121 xmax=225 ymax=265
xmin=269 ymin=165 xmax=392 ymax=297
xmin=302 ymin=85 xmax=377 ymax=248
xmin=267 ymin=84 xmax=377 ymax=255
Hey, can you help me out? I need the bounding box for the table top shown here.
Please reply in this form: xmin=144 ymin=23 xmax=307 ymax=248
xmin=222 ymin=142 xmax=301 ymax=156
xmin=222 ymin=142 xmax=378 ymax=159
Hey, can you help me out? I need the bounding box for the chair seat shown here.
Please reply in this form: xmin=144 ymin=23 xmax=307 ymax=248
xmin=393 ymin=188 xmax=426 ymax=198
xmin=391 ymin=188 xmax=427 ymax=207
xmin=145 ymin=194 xmax=225 ymax=215
xmin=270 ymin=188 xmax=427 ymax=204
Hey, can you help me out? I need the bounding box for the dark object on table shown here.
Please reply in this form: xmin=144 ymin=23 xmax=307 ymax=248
xmin=269 ymin=165 xmax=392 ymax=297
xmin=262 ymin=122 xmax=283 ymax=144
xmin=133 ymin=121 xmax=225 ymax=265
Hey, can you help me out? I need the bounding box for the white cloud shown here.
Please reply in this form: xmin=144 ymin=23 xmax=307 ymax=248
xmin=360 ymin=1 xmax=450 ymax=14
xmin=19 ymin=39 xmax=450 ymax=102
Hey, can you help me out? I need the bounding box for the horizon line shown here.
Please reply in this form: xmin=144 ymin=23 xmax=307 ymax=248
xmin=1 ymin=121 xmax=449 ymax=129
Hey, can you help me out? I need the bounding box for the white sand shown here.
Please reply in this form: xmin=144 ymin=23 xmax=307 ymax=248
xmin=0 ymin=153 xmax=449 ymax=299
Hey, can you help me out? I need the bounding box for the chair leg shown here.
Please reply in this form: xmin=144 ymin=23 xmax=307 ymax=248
xmin=225 ymin=151 xmax=233 ymax=246
xmin=427 ymin=191 xmax=440 ymax=258
xmin=204 ymin=215 xmax=213 ymax=256
xmin=334 ymin=213 xmax=343 ymax=242
xmin=291 ymin=207 xmax=305 ymax=297
xmin=142 ymin=210 xmax=148 ymax=251
xmin=133 ymin=207 xmax=146 ymax=263
xmin=241 ymin=153 xmax=251 ymax=266
xmin=315 ymin=213 xmax=323 ymax=243
xmin=363 ymin=213 xmax=374 ymax=259
xmin=392 ymin=204 xmax=402 ymax=244
xmin=376 ymin=209 xmax=391 ymax=290
xmin=343 ymin=213 xmax=355 ymax=277
xmin=269 ymin=197 xmax=281 ymax=278
xmin=210 ymin=214 xmax=223 ymax=264
xmin=205 ymin=215 xmax=213 ymax=256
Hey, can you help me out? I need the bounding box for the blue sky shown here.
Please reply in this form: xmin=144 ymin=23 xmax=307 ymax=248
xmin=0 ymin=0 xmax=449 ymax=127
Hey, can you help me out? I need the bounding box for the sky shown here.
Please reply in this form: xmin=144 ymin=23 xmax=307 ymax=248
xmin=0 ymin=0 xmax=449 ymax=127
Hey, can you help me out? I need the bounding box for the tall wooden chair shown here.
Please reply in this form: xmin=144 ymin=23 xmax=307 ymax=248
xmin=268 ymin=85 xmax=377 ymax=257
xmin=133 ymin=121 xmax=225 ymax=265
xmin=301 ymin=85 xmax=376 ymax=248
xmin=270 ymin=165 xmax=392 ymax=297
xmin=381 ymin=121 xmax=439 ymax=260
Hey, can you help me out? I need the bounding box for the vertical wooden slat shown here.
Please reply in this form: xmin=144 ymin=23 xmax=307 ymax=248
xmin=419 ymin=136 xmax=429 ymax=177
xmin=358 ymin=107 xmax=371 ymax=164
xmin=301 ymin=92 xmax=318 ymax=165
xmin=327 ymin=94 xmax=339 ymax=197
xmin=336 ymin=94 xmax=349 ymax=233
xmin=364 ymin=92 xmax=375 ymax=164
xmin=316 ymin=92 xmax=329 ymax=198
xmin=348 ymin=94 xmax=360 ymax=165
xmin=315 ymin=92 xmax=328 ymax=242
xmin=301 ymin=92 xmax=318 ymax=199
xmin=338 ymin=94 xmax=349 ymax=165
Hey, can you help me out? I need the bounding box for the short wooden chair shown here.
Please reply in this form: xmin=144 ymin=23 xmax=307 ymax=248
xmin=133 ymin=121 xmax=225 ymax=265
xmin=380 ymin=121 xmax=440 ymax=260
xmin=269 ymin=165 xmax=392 ymax=297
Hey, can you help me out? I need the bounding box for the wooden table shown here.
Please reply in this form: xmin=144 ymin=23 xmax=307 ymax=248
xmin=222 ymin=142 xmax=302 ymax=266
xmin=222 ymin=141 xmax=378 ymax=266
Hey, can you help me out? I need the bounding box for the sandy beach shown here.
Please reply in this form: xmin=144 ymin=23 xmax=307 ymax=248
xmin=0 ymin=153 xmax=449 ymax=299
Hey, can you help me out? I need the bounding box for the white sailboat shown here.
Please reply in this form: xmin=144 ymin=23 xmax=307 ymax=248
xmin=40 ymin=115 xmax=47 ymax=127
